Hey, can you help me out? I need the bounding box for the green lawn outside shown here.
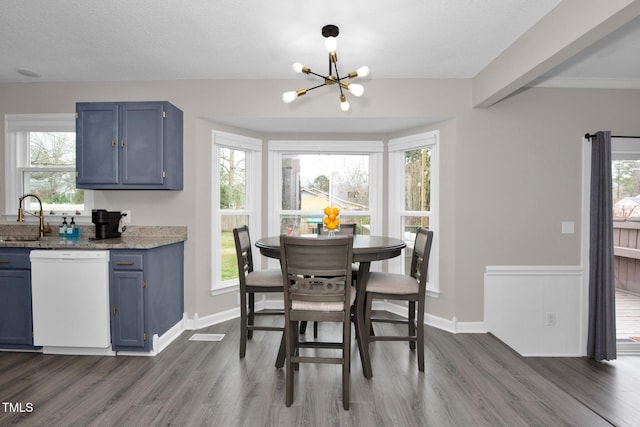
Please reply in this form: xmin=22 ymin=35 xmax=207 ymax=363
xmin=221 ymin=230 xmax=238 ymax=281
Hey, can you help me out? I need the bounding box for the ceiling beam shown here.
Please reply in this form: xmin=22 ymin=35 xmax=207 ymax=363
xmin=472 ymin=0 xmax=640 ymax=108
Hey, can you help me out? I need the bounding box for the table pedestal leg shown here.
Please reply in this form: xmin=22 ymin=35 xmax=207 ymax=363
xmin=355 ymin=261 xmax=373 ymax=379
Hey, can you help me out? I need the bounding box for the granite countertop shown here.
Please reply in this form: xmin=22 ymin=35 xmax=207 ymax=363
xmin=0 ymin=224 xmax=187 ymax=249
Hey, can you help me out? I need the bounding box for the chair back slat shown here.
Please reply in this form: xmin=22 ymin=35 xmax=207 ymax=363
xmin=410 ymin=228 xmax=434 ymax=292
xmin=233 ymin=225 xmax=254 ymax=285
xmin=281 ymin=235 xmax=354 ymax=309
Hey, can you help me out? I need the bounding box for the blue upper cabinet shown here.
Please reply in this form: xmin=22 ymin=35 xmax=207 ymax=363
xmin=76 ymin=101 xmax=183 ymax=190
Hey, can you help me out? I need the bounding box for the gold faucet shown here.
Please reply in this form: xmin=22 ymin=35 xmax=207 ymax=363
xmin=17 ymin=193 xmax=51 ymax=237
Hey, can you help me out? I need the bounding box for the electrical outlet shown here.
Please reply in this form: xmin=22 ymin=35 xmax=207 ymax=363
xmin=546 ymin=312 xmax=557 ymax=327
xmin=121 ymin=209 xmax=131 ymax=224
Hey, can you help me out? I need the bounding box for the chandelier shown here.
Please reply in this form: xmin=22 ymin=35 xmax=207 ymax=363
xmin=282 ymin=25 xmax=370 ymax=112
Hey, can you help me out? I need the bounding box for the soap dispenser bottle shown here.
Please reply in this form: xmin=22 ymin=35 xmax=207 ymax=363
xmin=67 ymin=217 xmax=75 ymax=240
xmin=59 ymin=216 xmax=68 ymax=239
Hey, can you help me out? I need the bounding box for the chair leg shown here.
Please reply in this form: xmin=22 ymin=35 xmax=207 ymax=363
xmin=313 ymin=321 xmax=318 ymax=338
xmin=363 ymin=293 xmax=374 ymax=378
xmin=239 ymin=291 xmax=248 ymax=358
xmin=285 ymin=320 xmax=294 ymax=406
xmin=299 ymin=321 xmax=307 ymax=334
xmin=293 ymin=323 xmax=300 ymax=371
xmin=275 ymin=331 xmax=286 ymax=369
xmin=342 ymin=311 xmax=351 ymax=410
xmin=409 ymin=301 xmax=416 ymax=351
xmin=417 ymin=300 xmax=425 ymax=372
xmin=247 ymin=293 xmax=255 ymax=340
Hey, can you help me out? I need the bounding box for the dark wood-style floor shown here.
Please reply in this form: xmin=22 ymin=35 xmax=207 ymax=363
xmin=1 ymin=313 xmax=639 ymax=426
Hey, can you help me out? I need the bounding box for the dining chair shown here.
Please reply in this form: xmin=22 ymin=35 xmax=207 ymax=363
xmin=233 ymin=225 xmax=285 ymax=368
xmin=363 ymin=227 xmax=434 ymax=374
xmin=317 ymin=222 xmax=359 ymax=284
xmin=280 ymin=234 xmax=354 ymax=410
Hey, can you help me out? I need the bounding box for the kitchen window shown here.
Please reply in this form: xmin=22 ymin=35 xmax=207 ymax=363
xmin=3 ymin=114 xmax=93 ymax=220
xmin=267 ymin=140 xmax=383 ymax=265
xmin=212 ymin=131 xmax=262 ymax=293
xmin=388 ymin=131 xmax=439 ymax=294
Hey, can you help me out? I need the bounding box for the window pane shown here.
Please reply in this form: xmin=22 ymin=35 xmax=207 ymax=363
xmin=405 ymin=148 xmax=431 ymax=211
xmin=219 ymin=147 xmax=246 ymax=210
xmin=221 ymin=215 xmax=248 ymax=281
xmin=29 ymin=132 xmax=75 ymax=166
xmin=612 ymin=160 xmax=640 ymax=217
xmin=282 ymin=154 xmax=369 ymax=211
xmin=23 ymin=171 xmax=85 ymax=214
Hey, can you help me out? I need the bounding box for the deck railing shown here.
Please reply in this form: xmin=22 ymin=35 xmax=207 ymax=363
xmin=613 ymin=219 xmax=640 ymax=295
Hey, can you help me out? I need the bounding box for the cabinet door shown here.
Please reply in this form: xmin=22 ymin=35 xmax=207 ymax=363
xmin=76 ymin=103 xmax=119 ymax=185
xmin=0 ymin=270 xmax=33 ymax=346
xmin=111 ymin=270 xmax=145 ymax=349
xmin=121 ymin=103 xmax=164 ymax=185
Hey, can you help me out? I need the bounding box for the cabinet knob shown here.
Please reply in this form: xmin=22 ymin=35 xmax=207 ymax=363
xmin=113 ymin=307 xmax=118 ymax=315
xmin=111 ymin=139 xmax=115 ymax=147
xmin=120 ymin=140 xmax=125 ymax=147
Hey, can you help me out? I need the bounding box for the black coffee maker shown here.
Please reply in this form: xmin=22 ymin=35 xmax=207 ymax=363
xmin=91 ymin=209 xmax=122 ymax=239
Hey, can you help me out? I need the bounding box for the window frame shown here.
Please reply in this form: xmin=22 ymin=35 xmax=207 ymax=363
xmin=211 ymin=130 xmax=262 ymax=294
xmin=4 ymin=113 xmax=94 ymax=221
xmin=388 ymin=131 xmax=439 ymax=295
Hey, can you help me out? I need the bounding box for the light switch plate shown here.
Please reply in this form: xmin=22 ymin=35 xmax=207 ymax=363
xmin=561 ymin=221 xmax=574 ymax=234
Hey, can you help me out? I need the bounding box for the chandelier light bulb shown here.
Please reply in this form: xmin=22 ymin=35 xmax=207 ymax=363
xmin=325 ymin=36 xmax=337 ymax=53
xmin=348 ymin=83 xmax=364 ymax=97
xmin=282 ymin=91 xmax=298 ymax=103
xmin=292 ymin=63 xmax=304 ymax=73
xmin=282 ymin=89 xmax=307 ymax=104
xmin=356 ymin=66 xmax=370 ymax=77
xmin=340 ymin=94 xmax=350 ymax=112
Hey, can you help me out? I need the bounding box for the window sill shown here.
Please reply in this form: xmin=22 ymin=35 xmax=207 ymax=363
xmin=210 ymin=283 xmax=239 ymax=297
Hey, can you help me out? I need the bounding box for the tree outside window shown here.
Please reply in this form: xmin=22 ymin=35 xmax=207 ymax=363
xmin=22 ymin=132 xmax=85 ymax=213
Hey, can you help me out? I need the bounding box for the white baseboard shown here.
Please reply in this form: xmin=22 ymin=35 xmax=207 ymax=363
xmin=186 ymin=297 xmax=485 ymax=335
xmin=117 ymin=314 xmax=187 ymax=357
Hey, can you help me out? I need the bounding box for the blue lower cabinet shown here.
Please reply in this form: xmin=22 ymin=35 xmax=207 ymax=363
xmin=110 ymin=243 xmax=184 ymax=352
xmin=0 ymin=249 xmax=38 ymax=349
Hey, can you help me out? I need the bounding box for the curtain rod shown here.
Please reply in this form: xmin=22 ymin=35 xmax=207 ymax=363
xmin=584 ymin=133 xmax=640 ymax=139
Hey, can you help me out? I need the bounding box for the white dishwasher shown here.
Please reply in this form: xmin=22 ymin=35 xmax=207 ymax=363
xmin=30 ymin=250 xmax=113 ymax=355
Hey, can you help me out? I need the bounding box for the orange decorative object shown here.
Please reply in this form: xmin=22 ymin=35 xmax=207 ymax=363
xmin=323 ymin=206 xmax=340 ymax=231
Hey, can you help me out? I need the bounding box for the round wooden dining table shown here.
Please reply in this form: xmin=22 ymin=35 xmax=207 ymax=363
xmin=255 ymin=234 xmax=406 ymax=379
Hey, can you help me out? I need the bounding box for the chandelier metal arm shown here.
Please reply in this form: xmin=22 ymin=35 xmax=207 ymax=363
xmin=306 ymin=82 xmax=328 ymax=93
xmin=306 ymin=69 xmax=330 ymax=80
xmin=329 ymin=54 xmax=345 ymax=98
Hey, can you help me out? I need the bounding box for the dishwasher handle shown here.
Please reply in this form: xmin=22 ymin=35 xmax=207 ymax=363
xmin=30 ymin=250 xmax=110 ymax=263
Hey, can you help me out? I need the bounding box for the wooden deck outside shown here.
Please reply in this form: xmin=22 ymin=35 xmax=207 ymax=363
xmin=612 ymin=220 xmax=640 ymax=341
xmin=616 ymin=288 xmax=640 ymax=340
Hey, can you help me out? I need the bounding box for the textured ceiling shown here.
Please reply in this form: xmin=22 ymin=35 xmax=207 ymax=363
xmin=1 ymin=0 xmax=562 ymax=82
xmin=2 ymin=0 xmax=640 ymax=133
